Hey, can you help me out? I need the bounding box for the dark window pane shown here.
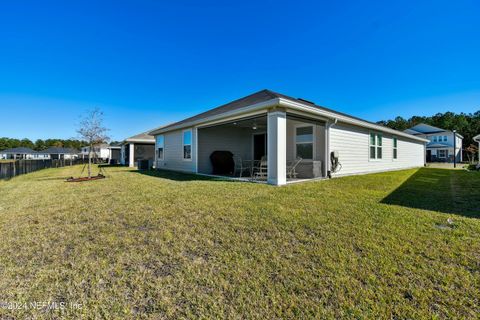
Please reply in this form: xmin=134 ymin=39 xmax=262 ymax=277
xmin=158 ymin=148 xmax=163 ymax=159
xmin=370 ymin=133 xmax=375 ymax=145
xmin=377 ymin=147 xmax=382 ymax=159
xmin=184 ymin=145 xmax=191 ymax=159
xmin=393 ymin=138 xmax=397 ymax=148
xmin=296 ymin=143 xmax=313 ymax=159
xmin=377 ymin=134 xmax=382 ymax=146
xmin=370 ymin=146 xmax=376 ymax=159
xmin=393 ymin=148 xmax=397 ymax=159
xmin=296 ymin=126 xmax=313 ymax=143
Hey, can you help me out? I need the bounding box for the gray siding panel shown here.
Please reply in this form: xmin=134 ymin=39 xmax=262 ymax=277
xmin=330 ymin=122 xmax=425 ymax=176
xmin=155 ymin=128 xmax=196 ymax=173
xmin=197 ymin=126 xmax=254 ymax=174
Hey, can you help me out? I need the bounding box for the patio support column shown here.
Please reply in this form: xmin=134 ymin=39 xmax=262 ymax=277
xmin=267 ymin=110 xmax=287 ymax=186
xmin=129 ymin=143 xmax=135 ymax=167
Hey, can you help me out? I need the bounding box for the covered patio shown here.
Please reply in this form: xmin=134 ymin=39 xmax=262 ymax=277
xmin=196 ymin=111 xmax=327 ymax=184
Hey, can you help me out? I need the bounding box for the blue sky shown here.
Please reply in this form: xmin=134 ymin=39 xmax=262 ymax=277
xmin=0 ymin=0 xmax=479 ymax=141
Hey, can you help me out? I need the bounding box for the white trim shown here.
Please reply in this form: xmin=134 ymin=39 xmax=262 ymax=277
xmin=124 ymin=139 xmax=155 ymax=144
xmin=369 ymin=131 xmax=383 ymax=161
xmin=194 ymin=127 xmax=198 ymax=173
xmin=278 ymin=98 xmax=428 ymax=143
xmin=294 ymin=123 xmax=315 ymax=161
xmin=151 ymin=99 xmax=278 ymax=134
xmin=437 ymin=149 xmax=447 ymax=158
xmin=392 ymin=136 xmax=398 ymax=161
xmin=182 ymin=129 xmax=192 ymax=161
xmin=150 ymin=96 xmax=428 ymax=143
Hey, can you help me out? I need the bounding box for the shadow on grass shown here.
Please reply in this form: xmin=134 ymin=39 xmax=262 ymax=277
xmin=381 ymin=168 xmax=480 ymax=218
xmin=131 ymin=169 xmax=238 ymax=182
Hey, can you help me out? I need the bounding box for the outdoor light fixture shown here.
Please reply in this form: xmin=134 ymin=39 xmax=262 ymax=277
xmin=252 ymin=123 xmax=257 ymax=130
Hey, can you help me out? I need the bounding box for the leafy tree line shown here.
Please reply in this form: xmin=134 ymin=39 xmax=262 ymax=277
xmin=0 ymin=138 xmax=89 ymax=151
xmin=377 ymin=110 xmax=480 ymax=149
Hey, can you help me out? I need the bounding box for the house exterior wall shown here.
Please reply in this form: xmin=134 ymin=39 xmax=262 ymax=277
xmin=329 ymin=122 xmax=425 ymax=176
xmin=155 ymin=128 xmax=197 ymax=172
xmin=197 ymin=126 xmax=252 ymax=174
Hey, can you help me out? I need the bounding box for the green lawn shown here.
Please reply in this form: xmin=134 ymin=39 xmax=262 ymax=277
xmin=0 ymin=166 xmax=478 ymax=319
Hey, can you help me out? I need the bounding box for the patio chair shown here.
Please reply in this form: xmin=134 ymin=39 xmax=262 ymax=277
xmin=233 ymin=154 xmax=245 ymax=177
xmin=286 ymin=157 xmax=302 ymax=179
xmin=253 ymin=156 xmax=268 ymax=180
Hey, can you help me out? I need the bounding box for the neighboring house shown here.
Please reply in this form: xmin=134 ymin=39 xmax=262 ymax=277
xmin=474 ymin=134 xmax=480 ymax=162
xmin=80 ymin=144 xmax=121 ymax=163
xmin=148 ymin=89 xmax=428 ymax=186
xmin=404 ymin=123 xmax=463 ymax=163
xmin=120 ymin=132 xmax=155 ymax=167
xmin=42 ymin=147 xmax=79 ymax=160
xmin=0 ymin=147 xmax=50 ymax=160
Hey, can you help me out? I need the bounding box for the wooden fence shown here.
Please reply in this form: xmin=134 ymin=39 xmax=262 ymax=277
xmin=0 ymin=159 xmax=86 ymax=180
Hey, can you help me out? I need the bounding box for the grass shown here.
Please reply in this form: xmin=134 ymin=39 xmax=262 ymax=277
xmin=0 ymin=166 xmax=479 ymax=319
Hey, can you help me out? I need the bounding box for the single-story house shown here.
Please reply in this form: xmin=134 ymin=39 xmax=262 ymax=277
xmin=0 ymin=147 xmax=50 ymax=160
xmin=148 ymin=89 xmax=428 ymax=185
xmin=80 ymin=144 xmax=121 ymax=163
xmin=120 ymin=132 xmax=155 ymax=167
xmin=42 ymin=147 xmax=79 ymax=160
xmin=404 ymin=123 xmax=463 ymax=163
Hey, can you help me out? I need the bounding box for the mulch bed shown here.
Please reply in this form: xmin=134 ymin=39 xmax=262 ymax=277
xmin=66 ymin=174 xmax=105 ymax=182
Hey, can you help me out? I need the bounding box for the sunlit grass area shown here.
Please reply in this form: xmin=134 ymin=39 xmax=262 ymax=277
xmin=0 ymin=165 xmax=478 ymax=318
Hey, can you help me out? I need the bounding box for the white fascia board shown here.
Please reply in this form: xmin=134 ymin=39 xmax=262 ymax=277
xmin=473 ymin=134 xmax=480 ymax=142
xmin=149 ymin=98 xmax=280 ymax=135
xmin=278 ymin=98 xmax=429 ymax=143
xmin=124 ymin=139 xmax=155 ymax=143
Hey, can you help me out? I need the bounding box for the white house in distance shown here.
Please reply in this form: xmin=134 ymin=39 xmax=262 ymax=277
xmin=80 ymin=144 xmax=121 ymax=163
xmin=404 ymin=123 xmax=463 ymax=163
xmin=148 ymin=90 xmax=428 ymax=186
xmin=0 ymin=147 xmax=50 ymax=160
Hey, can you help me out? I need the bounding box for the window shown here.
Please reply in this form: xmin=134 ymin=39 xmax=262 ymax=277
xmin=438 ymin=149 xmax=447 ymax=158
xmin=443 ymin=135 xmax=447 ymax=142
xmin=370 ymin=132 xmax=383 ymax=160
xmin=183 ymin=130 xmax=192 ymax=160
xmin=433 ymin=136 xmax=437 ymax=142
xmin=295 ymin=126 xmax=313 ymax=160
xmin=393 ymin=137 xmax=398 ymax=159
xmin=156 ymin=135 xmax=164 ymax=160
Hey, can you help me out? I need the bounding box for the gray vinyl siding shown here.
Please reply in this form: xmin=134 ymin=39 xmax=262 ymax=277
xmin=329 ymin=122 xmax=425 ymax=176
xmin=197 ymin=126 xmax=253 ymax=174
xmin=155 ymin=128 xmax=196 ymax=173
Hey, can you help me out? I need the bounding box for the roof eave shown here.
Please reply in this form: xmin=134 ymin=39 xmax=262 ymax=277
xmin=278 ymin=98 xmax=429 ymax=143
xmin=149 ymin=98 xmax=281 ymax=135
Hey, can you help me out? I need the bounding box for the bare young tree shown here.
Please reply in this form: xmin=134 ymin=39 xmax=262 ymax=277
xmin=77 ymin=108 xmax=110 ymax=178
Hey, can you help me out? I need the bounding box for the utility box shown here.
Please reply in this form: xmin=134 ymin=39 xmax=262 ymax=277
xmin=137 ymin=159 xmax=150 ymax=170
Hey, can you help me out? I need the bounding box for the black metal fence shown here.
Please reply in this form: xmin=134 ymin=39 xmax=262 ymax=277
xmin=0 ymin=159 xmax=86 ymax=180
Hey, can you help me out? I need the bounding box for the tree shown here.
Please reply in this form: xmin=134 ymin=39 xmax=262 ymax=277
xmin=77 ymin=108 xmax=110 ymax=178
xmin=465 ymin=144 xmax=478 ymax=164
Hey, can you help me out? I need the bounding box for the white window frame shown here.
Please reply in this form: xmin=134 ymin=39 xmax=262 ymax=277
xmin=182 ymin=129 xmax=192 ymax=161
xmin=438 ymin=149 xmax=447 ymax=158
xmin=156 ymin=135 xmax=164 ymax=160
xmin=369 ymin=132 xmax=383 ymax=161
xmin=294 ymin=124 xmax=315 ymax=161
xmin=392 ymin=136 xmax=398 ymax=160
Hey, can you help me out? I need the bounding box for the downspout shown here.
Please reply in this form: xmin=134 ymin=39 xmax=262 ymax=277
xmin=325 ymin=118 xmax=338 ymax=178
